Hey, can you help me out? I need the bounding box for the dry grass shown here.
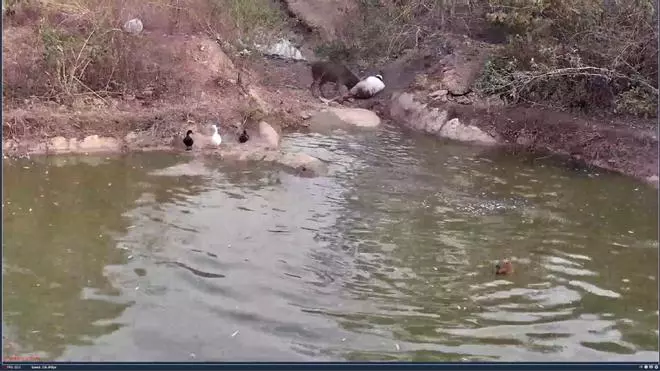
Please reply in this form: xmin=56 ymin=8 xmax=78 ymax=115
xmin=475 ymin=0 xmax=658 ymax=118
xmin=1 ymin=0 xmax=310 ymax=142
xmin=314 ymin=0 xmax=476 ymax=65
xmin=2 ymin=0 xmax=289 ymax=103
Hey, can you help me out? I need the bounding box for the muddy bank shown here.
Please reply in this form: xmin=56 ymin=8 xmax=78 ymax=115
xmin=2 ymin=21 xmax=326 ymax=156
xmin=2 ymin=126 xmax=328 ymax=178
xmin=389 ymin=91 xmax=659 ymax=187
xmin=3 ymin=4 xmax=655 ymax=187
xmin=2 ymin=100 xmax=387 ymax=178
xmin=376 ymin=32 xmax=658 ymax=188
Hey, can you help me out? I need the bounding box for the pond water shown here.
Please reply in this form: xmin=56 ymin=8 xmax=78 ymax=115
xmin=2 ymin=123 xmax=658 ymax=362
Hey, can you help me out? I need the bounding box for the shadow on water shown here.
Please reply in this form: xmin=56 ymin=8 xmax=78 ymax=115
xmin=2 ymin=123 xmax=658 ymax=362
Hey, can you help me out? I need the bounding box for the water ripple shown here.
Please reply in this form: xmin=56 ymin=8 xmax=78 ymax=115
xmin=2 ymin=123 xmax=657 ymax=362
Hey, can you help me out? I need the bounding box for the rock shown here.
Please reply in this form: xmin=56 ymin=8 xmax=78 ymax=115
xmin=389 ymin=92 xmax=498 ymax=145
xmin=424 ymin=109 xmax=449 ymax=134
xmin=48 ymin=136 xmax=69 ymax=153
xmin=645 ymin=175 xmax=659 ymax=188
xmin=77 ymin=135 xmax=121 ymax=152
xmin=277 ymin=152 xmax=327 ymax=177
xmin=309 ymin=108 xmax=381 ymax=131
xmin=389 ymin=92 xmax=448 ymax=132
xmin=258 ymin=121 xmax=280 ymax=149
xmin=256 ymin=38 xmax=306 ymax=61
xmin=123 ymin=18 xmax=143 ymax=34
xmin=150 ymin=161 xmax=211 ymax=177
xmin=439 ymin=118 xmax=498 ymax=144
xmin=125 ymin=131 xmax=162 ymax=150
xmin=246 ymin=150 xmax=269 ymax=161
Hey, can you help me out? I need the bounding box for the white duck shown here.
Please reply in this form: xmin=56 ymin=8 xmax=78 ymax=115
xmin=211 ymin=124 xmax=222 ymax=146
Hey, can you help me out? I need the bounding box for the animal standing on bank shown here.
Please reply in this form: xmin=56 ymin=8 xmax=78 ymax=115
xmin=350 ymin=73 xmax=385 ymax=99
xmin=211 ymin=124 xmax=222 ymax=146
xmin=309 ymin=61 xmax=360 ymax=98
xmin=238 ymin=129 xmax=249 ymax=143
xmin=183 ymin=130 xmax=194 ymax=151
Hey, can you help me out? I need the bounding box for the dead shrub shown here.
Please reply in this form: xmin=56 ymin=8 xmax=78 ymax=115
xmin=321 ymin=0 xmax=475 ymax=65
xmin=477 ymin=0 xmax=658 ymax=118
xmin=2 ymin=26 xmax=52 ymax=99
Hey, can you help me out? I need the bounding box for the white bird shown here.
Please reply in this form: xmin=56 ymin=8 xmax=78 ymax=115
xmin=211 ymin=124 xmax=222 ymax=146
xmin=350 ymin=74 xmax=385 ymax=99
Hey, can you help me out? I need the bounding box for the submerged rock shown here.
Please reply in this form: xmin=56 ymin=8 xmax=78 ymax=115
xmin=149 ymin=161 xmax=211 ymax=177
xmin=276 ymin=152 xmax=327 ymax=177
xmin=309 ymin=107 xmax=381 ymax=131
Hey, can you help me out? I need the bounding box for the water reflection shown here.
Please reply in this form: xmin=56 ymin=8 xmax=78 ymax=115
xmin=2 ymin=124 xmax=658 ymax=362
xmin=3 ymin=154 xmax=182 ymax=358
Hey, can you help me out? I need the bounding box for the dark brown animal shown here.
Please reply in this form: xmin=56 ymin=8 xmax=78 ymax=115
xmin=495 ymin=260 xmax=514 ymax=275
xmin=309 ymin=61 xmax=360 ymax=98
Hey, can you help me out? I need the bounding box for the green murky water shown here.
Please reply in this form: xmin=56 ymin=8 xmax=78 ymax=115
xmin=2 ymin=123 xmax=658 ymax=362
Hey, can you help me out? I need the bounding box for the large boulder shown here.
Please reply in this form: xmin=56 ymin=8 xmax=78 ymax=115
xmin=389 ymin=92 xmax=498 ymax=145
xmin=438 ymin=118 xmax=497 ymax=144
xmin=309 ymin=108 xmax=381 ymax=131
xmin=258 ymin=121 xmax=280 ymax=149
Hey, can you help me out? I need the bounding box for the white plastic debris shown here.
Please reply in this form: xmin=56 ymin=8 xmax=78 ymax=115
xmin=256 ymin=39 xmax=306 ymax=61
xmin=123 ymin=18 xmax=143 ymax=35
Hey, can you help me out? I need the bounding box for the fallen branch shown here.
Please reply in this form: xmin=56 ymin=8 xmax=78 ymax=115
xmin=501 ymin=66 xmax=658 ymax=97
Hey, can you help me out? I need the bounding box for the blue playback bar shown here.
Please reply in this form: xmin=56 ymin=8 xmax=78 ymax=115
xmin=0 ymin=362 xmax=658 ymax=370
